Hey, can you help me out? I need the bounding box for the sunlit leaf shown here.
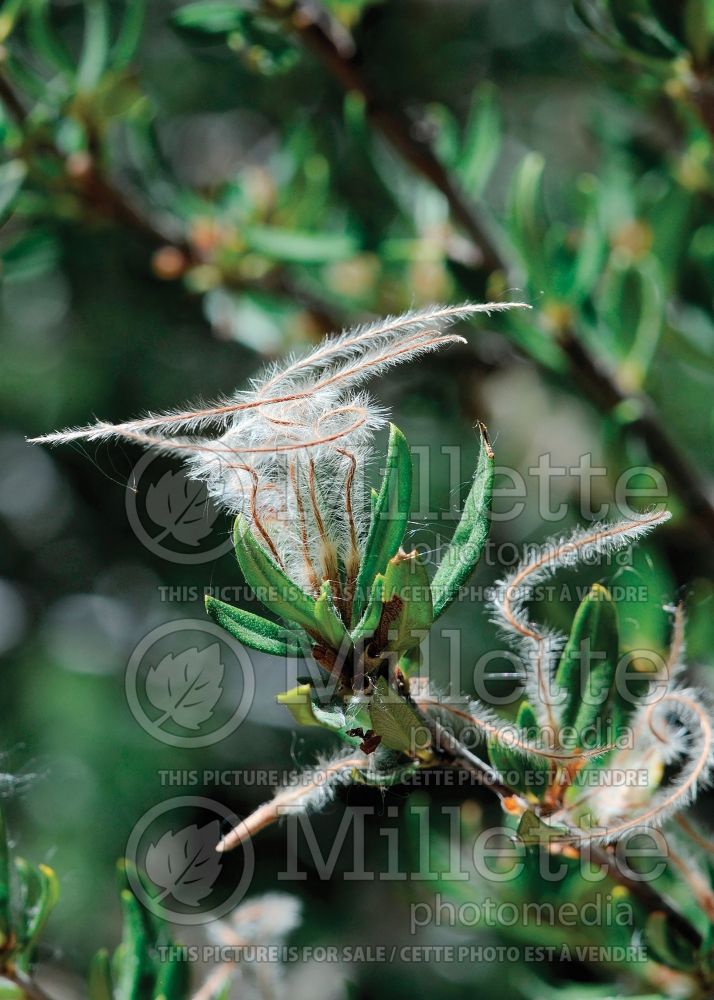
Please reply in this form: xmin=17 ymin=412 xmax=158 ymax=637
xmin=352 ymin=424 xmax=412 ymax=623
xmin=431 ymin=425 xmax=494 ymax=619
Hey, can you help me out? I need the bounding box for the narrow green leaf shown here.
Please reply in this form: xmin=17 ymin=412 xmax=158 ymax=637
xmin=645 ymin=911 xmax=699 ymax=972
xmin=1 ymin=229 xmax=59 ymax=283
xmin=352 ymin=424 xmax=412 ymax=623
xmin=314 ymin=581 xmax=350 ymax=650
xmin=508 ymin=151 xmax=549 ymax=294
xmin=172 ymin=1 xmax=248 ymax=36
xmin=397 ymin=645 xmax=422 ymax=676
xmin=243 ymin=225 xmax=358 ymax=264
xmin=205 ymin=595 xmax=308 ymax=658
xmin=153 ymin=950 xmax=189 ymax=1000
xmin=113 ymin=889 xmax=152 ymax=1000
xmin=555 ymin=584 xmax=619 ymax=740
xmin=351 ymin=573 xmax=385 ymax=643
xmin=276 ymin=684 xmax=362 ymax=745
xmin=431 ymin=426 xmax=494 ymax=618
xmin=685 ymin=0 xmax=714 ymax=65
xmin=112 ymin=0 xmax=145 ymax=69
xmin=13 ymin=859 xmax=59 ymax=959
xmin=27 ymin=0 xmax=75 ymax=75
xmin=77 ymin=0 xmax=110 ymax=90
xmin=233 ymin=516 xmax=345 ymax=649
xmin=569 ymin=181 xmax=607 ymax=302
xmin=88 ymin=949 xmax=114 ymax=1000
xmin=0 ymin=0 xmax=26 ymax=44
xmin=458 ymin=82 xmax=501 ymax=196
xmin=488 ymin=701 xmax=551 ymax=799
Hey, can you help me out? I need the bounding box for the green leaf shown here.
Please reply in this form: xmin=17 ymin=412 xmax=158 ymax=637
xmin=370 ymin=487 xmax=378 ymax=515
xmin=0 ymin=160 xmax=26 ymax=220
xmin=112 ymin=0 xmax=145 ymax=69
xmin=1 ymin=229 xmax=59 ymax=283
xmin=153 ymin=949 xmax=189 ymax=1000
xmin=243 ymin=225 xmax=359 ymax=264
xmin=431 ymin=425 xmax=494 ymax=618
xmin=233 ymin=516 xmax=346 ymax=650
xmin=684 ymin=0 xmax=714 ymax=65
xmin=488 ymin=701 xmax=551 ymax=799
xmin=172 ymin=1 xmax=250 ymax=35
xmin=27 ymin=0 xmax=75 ymax=75
xmin=276 ymin=683 xmax=363 ymax=745
xmin=369 ymin=677 xmax=430 ymax=759
xmin=609 ymin=0 xmax=683 ymax=57
xmin=554 ymin=584 xmax=619 ymax=740
xmin=77 ymin=0 xmax=110 ymax=91
xmin=352 ymin=424 xmax=412 ymax=623
xmin=458 ymin=82 xmax=501 ymax=196
xmin=397 ymin=645 xmax=422 ymax=676
xmin=205 ymin=594 xmax=308 ymax=658
xmin=351 ymin=573 xmax=385 ymax=643
xmin=13 ymin=859 xmax=59 ymax=959
xmin=508 ymin=151 xmax=549 ymax=294
xmin=314 ymin=581 xmax=350 ymax=651
xmin=645 ymin=911 xmax=699 ymax=972
xmin=568 ymin=179 xmax=607 ymax=302
xmin=113 ymin=889 xmax=152 ymax=1000
xmin=380 ymin=550 xmax=433 ymax=653
xmin=0 ymin=0 xmax=26 ymax=44
xmin=601 ymin=255 xmax=663 ymax=385
xmin=88 ymin=949 xmax=114 ymax=1000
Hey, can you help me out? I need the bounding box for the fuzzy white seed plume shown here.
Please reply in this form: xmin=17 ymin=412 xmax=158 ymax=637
xmin=210 ymin=892 xmax=302 ymax=945
xmin=569 ymin=686 xmax=714 ymax=843
xmin=489 ymin=510 xmax=672 ymax=731
xmin=197 ymin=893 xmax=303 ymax=1000
xmin=30 ymin=301 xmax=528 ymax=597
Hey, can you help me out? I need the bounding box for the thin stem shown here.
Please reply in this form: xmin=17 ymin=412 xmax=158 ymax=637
xmin=244 ymin=466 xmax=286 ymax=568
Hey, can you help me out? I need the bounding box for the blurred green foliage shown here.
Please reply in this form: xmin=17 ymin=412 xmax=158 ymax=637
xmin=1 ymin=0 xmax=714 ymax=997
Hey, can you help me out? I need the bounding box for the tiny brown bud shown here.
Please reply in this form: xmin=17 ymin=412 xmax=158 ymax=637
xmin=65 ymin=151 xmax=93 ymax=180
xmin=151 ymin=245 xmax=187 ymax=281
